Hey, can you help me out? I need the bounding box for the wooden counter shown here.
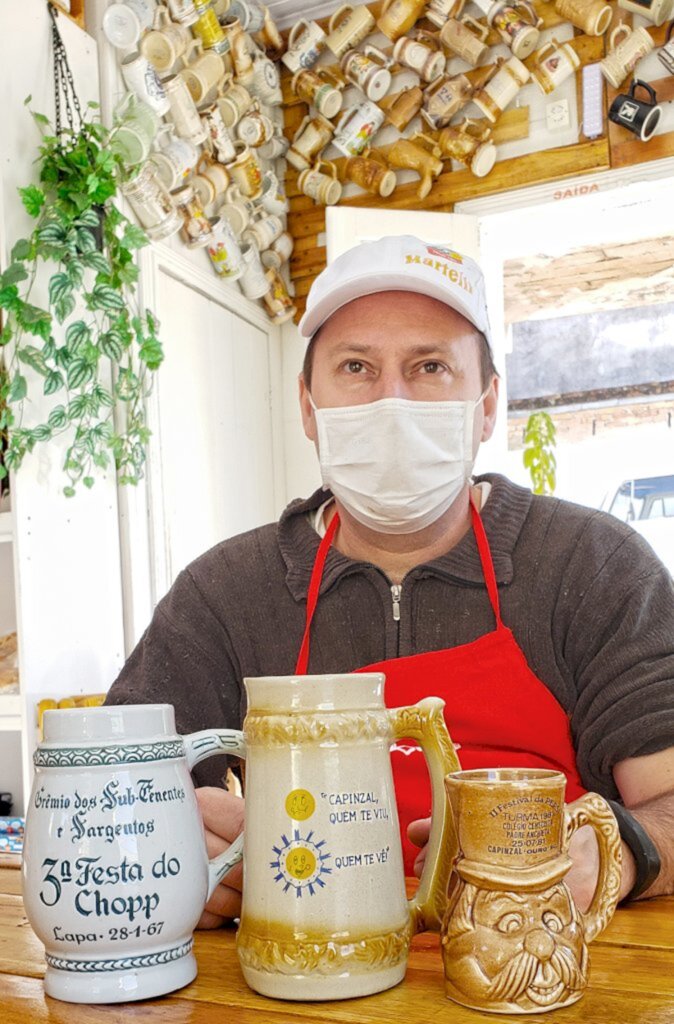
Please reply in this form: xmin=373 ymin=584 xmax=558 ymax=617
xmin=2 ymin=863 xmax=674 ymax=1023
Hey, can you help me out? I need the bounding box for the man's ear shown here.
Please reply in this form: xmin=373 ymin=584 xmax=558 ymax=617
xmin=299 ymin=373 xmax=317 ymax=442
xmin=481 ymin=375 xmax=499 ymax=443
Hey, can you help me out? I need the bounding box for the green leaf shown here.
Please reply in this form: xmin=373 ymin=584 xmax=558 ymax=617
xmin=67 ymin=258 xmax=85 ymax=288
xmin=76 ymin=226 xmax=97 ymax=253
xmin=1 ymin=263 xmax=28 ymax=288
xmin=19 ymin=184 xmax=46 ymax=218
xmin=11 ymin=238 xmax=32 ymax=262
xmin=37 ymin=222 xmax=65 ymax=245
xmin=44 ymin=370 xmax=65 ymax=396
xmin=67 ymin=395 xmax=89 ymax=420
xmin=83 ymin=476 xmax=95 ymax=489
xmin=31 ymin=111 xmax=50 ymax=126
xmin=93 ymin=384 xmax=114 ymax=408
xmin=32 ymin=424 xmax=52 ymax=441
xmin=121 ymin=223 xmax=149 ymax=250
xmin=76 ymin=209 xmax=101 ymax=227
xmin=0 ymin=322 xmax=12 ymax=346
xmin=17 ymin=345 xmax=48 ymax=376
xmin=7 ymin=373 xmax=27 ymax=403
xmin=82 ymin=251 xmax=110 ymax=275
xmin=0 ymin=285 xmax=18 ymax=309
xmin=66 ymin=357 xmax=94 ymax=389
xmin=63 ymin=486 xmax=76 ymax=498
xmin=100 ymin=330 xmax=123 ymax=361
xmin=49 ymin=272 xmax=72 ymax=308
xmin=48 ymin=405 xmax=68 ymax=429
xmin=66 ymin=320 xmax=92 ymax=353
xmin=54 ymin=292 xmax=76 ymax=324
xmin=90 ymin=284 xmax=125 ymax=313
xmin=116 ymin=262 xmax=140 ymax=286
xmin=0 ymin=465 xmax=7 ymax=481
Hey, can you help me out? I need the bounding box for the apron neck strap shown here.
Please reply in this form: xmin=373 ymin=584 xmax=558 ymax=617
xmin=294 ymin=495 xmax=502 ymax=675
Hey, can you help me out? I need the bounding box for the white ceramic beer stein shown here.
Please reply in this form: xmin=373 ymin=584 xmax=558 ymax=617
xmin=281 ymin=19 xmax=327 ymax=72
xmin=121 ymin=51 xmax=171 ymax=116
xmin=103 ymin=0 xmax=156 ymax=50
xmin=207 ymin=215 xmax=244 ymax=278
xmin=600 ymin=24 xmax=655 ymax=88
xmin=164 ymin=73 xmax=209 ymax=144
xmin=531 ymin=37 xmax=580 ymax=94
xmin=341 ymin=45 xmax=393 ymax=101
xmin=325 ymin=3 xmax=377 ymax=57
xmin=140 ymin=5 xmax=194 ymax=75
xmin=618 ymin=0 xmax=674 ymax=24
xmin=333 ymin=99 xmax=386 ymax=157
xmin=120 ymin=163 xmax=183 ymax=240
xmin=393 ymin=35 xmax=446 ymax=82
xmin=219 ymin=184 xmax=254 ymax=236
xmin=226 ymin=674 xmax=459 ymax=1000
xmin=291 ymin=67 xmax=344 ymax=118
xmin=472 ymin=55 xmax=530 ymax=121
xmin=297 ymin=159 xmax=343 ymax=205
xmin=287 ymin=112 xmax=335 ymax=170
xmin=239 ymin=240 xmax=271 ymax=298
xmin=22 ymin=705 xmax=245 ymax=1003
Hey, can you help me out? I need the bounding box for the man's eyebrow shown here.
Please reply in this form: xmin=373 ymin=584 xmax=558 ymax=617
xmin=329 ymin=342 xmax=456 ymax=356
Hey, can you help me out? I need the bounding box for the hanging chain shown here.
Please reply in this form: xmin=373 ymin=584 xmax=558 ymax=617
xmin=47 ymin=3 xmax=83 ymax=137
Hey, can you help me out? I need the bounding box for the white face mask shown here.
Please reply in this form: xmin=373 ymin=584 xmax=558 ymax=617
xmin=310 ymin=392 xmax=488 ymax=535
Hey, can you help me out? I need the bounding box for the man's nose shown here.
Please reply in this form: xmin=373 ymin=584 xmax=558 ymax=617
xmin=373 ymin=371 xmax=411 ymax=401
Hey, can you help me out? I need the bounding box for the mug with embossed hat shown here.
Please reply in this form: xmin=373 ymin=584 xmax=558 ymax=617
xmin=242 ymin=210 xmax=285 ymax=251
xmin=225 ymin=140 xmax=263 ymax=198
xmin=287 ymin=112 xmax=335 ymax=170
xmin=618 ymin=0 xmax=674 ymax=24
xmin=386 ymin=138 xmax=444 ymax=199
xmin=23 ymin=704 xmax=244 ymax=1002
xmin=380 ymin=84 xmax=424 ymax=130
xmin=261 ymin=268 xmax=297 ymax=324
xmin=333 ymin=99 xmax=386 ymax=158
xmin=217 ymin=76 xmax=254 ymax=127
xmin=121 ymin=162 xmax=183 ymax=240
xmin=438 ymin=17 xmax=490 ymax=66
xmin=531 ymin=37 xmax=580 ymax=94
xmin=122 ymin=51 xmax=171 ymax=116
xmin=344 ymin=153 xmax=397 ymax=196
xmin=103 ymin=0 xmax=156 ymax=49
xmin=377 ymin=0 xmax=429 ymax=40
xmin=164 ymin=73 xmax=208 ymax=144
xmin=442 ymin=768 xmax=621 ymax=1014
xmin=554 ymin=0 xmax=612 ymax=35
xmin=421 ymin=72 xmax=474 ymax=129
xmin=416 ymin=119 xmax=497 ymax=176
xmin=609 ymin=78 xmax=662 ymax=140
xmin=141 ymin=5 xmax=194 ymax=76
xmin=600 ymin=23 xmax=654 ymax=88
xmin=473 ymin=55 xmax=530 ymax=122
xmin=658 ymin=20 xmax=674 ymax=71
xmin=180 ymin=42 xmax=226 ymax=106
xmin=298 ymin=159 xmax=343 ymax=206
xmin=393 ymin=35 xmax=446 ymax=82
xmin=487 ymin=0 xmax=543 ymax=59
xmin=427 ymin=0 xmax=468 ymax=26
xmin=292 ymin=67 xmax=344 ymax=118
xmin=281 ymin=18 xmax=327 ymax=72
xmin=207 ymin=215 xmax=244 ymax=279
xmin=325 ymin=3 xmax=377 ymax=58
xmin=236 ymin=100 xmax=274 ymax=147
xmin=341 ymin=45 xmax=393 ymax=101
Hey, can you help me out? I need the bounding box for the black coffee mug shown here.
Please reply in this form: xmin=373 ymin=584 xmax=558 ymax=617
xmin=609 ymin=79 xmax=661 ymax=141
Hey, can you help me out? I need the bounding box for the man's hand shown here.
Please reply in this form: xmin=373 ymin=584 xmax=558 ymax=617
xmin=195 ymin=787 xmax=245 ymax=928
xmin=408 ymin=817 xmax=431 ymax=878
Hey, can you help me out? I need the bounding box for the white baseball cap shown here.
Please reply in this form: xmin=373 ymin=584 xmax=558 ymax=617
xmin=298 ymin=234 xmax=492 ymax=346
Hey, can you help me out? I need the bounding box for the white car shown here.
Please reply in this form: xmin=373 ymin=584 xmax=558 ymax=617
xmin=601 ymin=474 xmax=674 ymax=577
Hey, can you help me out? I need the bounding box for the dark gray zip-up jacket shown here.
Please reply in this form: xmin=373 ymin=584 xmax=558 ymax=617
xmin=106 ymin=473 xmax=674 ymax=797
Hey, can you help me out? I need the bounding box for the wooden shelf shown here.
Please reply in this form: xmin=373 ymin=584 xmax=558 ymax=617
xmin=0 ymin=694 xmax=21 ymax=732
xmin=0 ymin=512 xmax=12 ymax=545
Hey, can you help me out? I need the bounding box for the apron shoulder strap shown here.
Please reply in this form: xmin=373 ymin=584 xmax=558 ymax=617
xmin=295 ymin=510 xmax=340 ymax=675
xmin=469 ymin=495 xmax=503 ymax=627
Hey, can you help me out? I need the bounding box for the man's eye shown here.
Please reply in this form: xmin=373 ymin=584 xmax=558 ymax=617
xmin=345 ymin=361 xmax=365 ymax=374
xmin=420 ymin=362 xmax=443 ymax=374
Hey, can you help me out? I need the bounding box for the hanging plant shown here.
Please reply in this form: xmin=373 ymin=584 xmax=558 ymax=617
xmin=0 ymin=8 xmax=162 ymax=496
xmin=523 ymin=410 xmax=557 ymax=496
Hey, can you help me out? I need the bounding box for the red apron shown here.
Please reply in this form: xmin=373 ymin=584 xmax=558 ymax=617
xmin=295 ymin=499 xmax=585 ymax=874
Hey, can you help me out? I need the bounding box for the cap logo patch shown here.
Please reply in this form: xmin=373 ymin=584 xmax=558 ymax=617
xmin=405 ymin=253 xmax=473 ymax=295
xmin=426 ymin=245 xmax=463 ymax=264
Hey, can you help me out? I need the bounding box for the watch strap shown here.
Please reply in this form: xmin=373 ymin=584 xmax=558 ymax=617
xmin=607 ymin=799 xmax=661 ymax=902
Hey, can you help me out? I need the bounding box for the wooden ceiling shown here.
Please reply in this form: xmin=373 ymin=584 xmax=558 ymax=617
xmin=503 ymin=235 xmax=674 ymax=324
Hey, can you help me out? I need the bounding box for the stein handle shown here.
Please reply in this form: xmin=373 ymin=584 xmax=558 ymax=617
xmin=288 ymin=18 xmax=309 ymax=47
xmin=416 ymin=27 xmax=444 ymax=49
xmin=329 ymin=3 xmax=354 ymax=33
xmin=388 ymin=697 xmax=461 ymax=934
xmin=412 ymin=130 xmax=443 ymax=157
xmin=630 ymin=77 xmax=656 ymax=103
xmin=364 ymin=43 xmax=395 ymax=66
xmin=462 ymin=15 xmax=490 ymax=40
xmin=315 ymin=158 xmax=339 ymax=179
xmin=514 ymin=0 xmax=542 ymax=25
xmin=563 ymin=792 xmax=622 ymax=943
xmin=460 ymin=115 xmax=491 ymax=139
xmin=153 ymin=4 xmax=170 ymax=29
xmin=184 ymin=728 xmax=247 ymax=900
xmin=609 ymin=22 xmax=631 ymax=49
xmin=667 ymin=20 xmax=674 ymax=43
xmin=534 ymin=39 xmax=556 ymax=64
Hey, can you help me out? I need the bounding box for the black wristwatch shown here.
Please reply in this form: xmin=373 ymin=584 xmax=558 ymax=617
xmin=607 ymin=800 xmax=661 ymax=902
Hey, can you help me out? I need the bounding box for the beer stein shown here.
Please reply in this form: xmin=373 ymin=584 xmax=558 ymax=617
xmin=261 ymin=268 xmax=297 ymax=324
xmin=191 ymin=3 xmax=228 ymax=51
xmin=141 ymin=5 xmax=194 ymax=76
xmin=221 ymin=675 xmax=458 ymax=999
xmin=152 ymin=124 xmax=200 ymax=190
xmin=228 ymin=0 xmax=266 ymax=32
xmin=281 ymin=19 xmax=327 ymax=72
xmin=344 ymin=154 xmax=397 ymax=196
xmin=253 ymin=5 xmax=285 ymax=58
xmin=242 ymin=210 xmax=285 ymax=250
xmin=167 ymin=0 xmax=198 ymax=23
xmin=164 ymin=73 xmax=209 ymax=144
xmin=609 ymin=79 xmax=662 ymax=141
xmin=472 ymin=55 xmax=530 ymax=122
xmin=201 ymin=101 xmax=237 ymax=162
xmin=618 ymin=0 xmax=674 ymax=24
xmin=219 ymin=183 xmax=254 ymax=236
xmin=438 ymin=17 xmax=490 ymax=66
xmin=421 ymin=72 xmax=473 ymax=128
xmin=287 ymin=112 xmax=335 ymax=170
xmin=297 ymin=159 xmax=343 ymax=206
xmin=193 ymin=153 xmax=230 ymax=206
xmin=415 ymin=119 xmax=497 ymax=177
xmin=220 ymin=16 xmax=254 ymax=76
xmin=386 ymin=138 xmax=444 ymax=199
xmin=102 ymin=0 xmax=156 ymax=50
xmin=377 ymin=0 xmax=429 ymax=40
xmin=180 ymin=41 xmax=226 ymax=106
xmin=658 ymin=21 xmax=674 ymax=72
xmin=236 ymin=100 xmax=274 ymax=147
xmin=426 ymin=0 xmax=467 ymax=26
xmin=257 ymin=127 xmax=290 ymax=159
xmin=225 ymin=141 xmax=263 ymax=198
xmin=325 ymin=3 xmax=377 ymax=58
xmin=291 ymin=67 xmax=344 ymax=118
xmin=393 ymin=36 xmax=446 ymax=82
xmin=442 ymin=769 xmax=621 ymax=1014
xmin=121 ymin=51 xmax=171 ymax=116
xmin=22 ymin=705 xmax=244 ymax=1002
xmin=380 ymin=84 xmax=424 ymax=130
xmin=217 ymin=77 xmax=254 ymax=127
xmin=531 ymin=37 xmax=580 ymax=95
xmin=207 ymin=214 xmax=244 ymax=278
xmin=261 ymin=230 xmax=294 ymax=270
xmin=173 ymin=184 xmax=215 ymax=248
xmin=554 ymin=0 xmax=612 ymax=36
xmin=111 ymin=92 xmax=160 ymax=166
xmin=258 ymin=169 xmax=287 ymax=216
xmin=244 ymin=51 xmax=283 ymax=106
xmin=600 ymin=24 xmax=655 ymax=89
xmin=333 ymin=99 xmax=386 ymax=158
xmin=341 ymin=45 xmax=393 ymax=101
xmin=487 ymin=0 xmax=543 ymax=59
xmin=239 ymin=240 xmax=270 ymax=299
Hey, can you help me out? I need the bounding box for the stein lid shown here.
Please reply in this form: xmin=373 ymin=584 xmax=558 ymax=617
xmin=103 ymin=3 xmax=143 ymax=48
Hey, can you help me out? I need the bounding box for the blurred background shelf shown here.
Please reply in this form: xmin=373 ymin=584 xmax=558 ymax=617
xmin=0 ymin=513 xmax=12 ymax=544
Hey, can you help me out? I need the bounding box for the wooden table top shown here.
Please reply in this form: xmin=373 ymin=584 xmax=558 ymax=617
xmin=2 ymin=863 xmax=674 ymax=1023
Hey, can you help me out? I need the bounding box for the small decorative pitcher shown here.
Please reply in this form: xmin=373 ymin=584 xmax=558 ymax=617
xmin=22 ymin=705 xmax=246 ymax=1004
xmin=232 ymin=673 xmax=459 ymax=1000
xmin=441 ymin=768 xmax=622 ymax=1014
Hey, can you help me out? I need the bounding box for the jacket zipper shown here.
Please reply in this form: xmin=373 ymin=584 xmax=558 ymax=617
xmin=391 ymin=584 xmax=402 ymax=622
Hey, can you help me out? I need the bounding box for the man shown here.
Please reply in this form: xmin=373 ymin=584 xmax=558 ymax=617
xmin=107 ymin=235 xmax=674 ymax=928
